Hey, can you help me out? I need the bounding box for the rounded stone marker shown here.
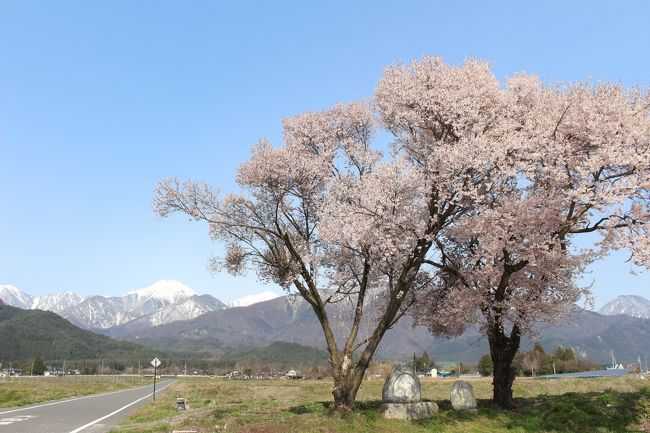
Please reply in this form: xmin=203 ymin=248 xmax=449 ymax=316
xmin=450 ymin=380 xmax=477 ymax=412
xmin=382 ymin=365 xmax=421 ymax=403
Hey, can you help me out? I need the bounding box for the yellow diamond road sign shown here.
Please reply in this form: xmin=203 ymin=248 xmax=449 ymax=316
xmin=151 ymin=357 xmax=161 ymax=368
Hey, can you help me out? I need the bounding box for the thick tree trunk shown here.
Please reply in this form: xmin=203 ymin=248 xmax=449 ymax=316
xmin=329 ymin=331 xmax=387 ymax=411
xmin=492 ymin=353 xmax=516 ymax=408
xmin=332 ymin=375 xmax=358 ymax=412
xmin=326 ymin=297 xmax=403 ymax=411
xmin=488 ymin=324 xmax=521 ymax=409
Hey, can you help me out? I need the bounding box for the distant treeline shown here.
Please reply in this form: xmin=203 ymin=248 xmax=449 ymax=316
xmin=478 ymin=343 xmax=601 ymax=377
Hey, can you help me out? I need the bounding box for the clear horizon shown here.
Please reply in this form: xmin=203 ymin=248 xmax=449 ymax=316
xmin=2 ymin=1 xmax=649 ymax=308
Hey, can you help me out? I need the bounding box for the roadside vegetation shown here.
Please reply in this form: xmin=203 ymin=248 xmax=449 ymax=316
xmin=0 ymin=375 xmax=152 ymax=408
xmin=110 ymin=376 xmax=650 ymax=433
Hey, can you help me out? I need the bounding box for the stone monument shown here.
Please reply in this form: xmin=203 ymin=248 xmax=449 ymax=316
xmin=450 ymin=380 xmax=477 ymax=413
xmin=379 ymin=365 xmax=438 ymax=420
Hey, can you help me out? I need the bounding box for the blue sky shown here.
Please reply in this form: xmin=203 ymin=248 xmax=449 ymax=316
xmin=1 ymin=1 xmax=649 ymax=307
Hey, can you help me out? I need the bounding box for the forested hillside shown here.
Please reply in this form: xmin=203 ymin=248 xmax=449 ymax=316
xmin=0 ymin=305 xmax=157 ymax=362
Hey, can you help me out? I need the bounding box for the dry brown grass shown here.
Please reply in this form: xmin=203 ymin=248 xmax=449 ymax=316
xmin=0 ymin=375 xmax=151 ymax=408
xmin=109 ymin=375 xmax=650 ymax=433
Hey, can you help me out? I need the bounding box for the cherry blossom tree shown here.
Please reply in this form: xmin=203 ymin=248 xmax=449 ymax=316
xmin=154 ymin=103 xmax=449 ymax=411
xmin=154 ymin=56 xmax=649 ymax=411
xmin=391 ymin=59 xmax=650 ymax=408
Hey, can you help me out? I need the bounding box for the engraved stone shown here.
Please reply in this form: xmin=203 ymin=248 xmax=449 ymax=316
xmin=382 ymin=365 xmax=421 ymax=403
xmin=450 ymin=380 xmax=477 ymax=412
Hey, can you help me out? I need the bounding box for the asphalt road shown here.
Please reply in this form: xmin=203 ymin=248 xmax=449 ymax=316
xmin=0 ymin=380 xmax=175 ymax=433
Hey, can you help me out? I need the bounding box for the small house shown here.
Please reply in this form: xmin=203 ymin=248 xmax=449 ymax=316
xmin=286 ymin=369 xmax=303 ymax=380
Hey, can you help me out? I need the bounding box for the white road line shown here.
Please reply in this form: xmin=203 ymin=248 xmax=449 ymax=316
xmin=67 ymin=381 xmax=174 ymax=433
xmin=0 ymin=415 xmax=37 ymax=426
xmin=0 ymin=381 xmax=165 ymax=416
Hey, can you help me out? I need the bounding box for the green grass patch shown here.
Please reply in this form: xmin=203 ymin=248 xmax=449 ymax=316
xmin=109 ymin=376 xmax=650 ymax=433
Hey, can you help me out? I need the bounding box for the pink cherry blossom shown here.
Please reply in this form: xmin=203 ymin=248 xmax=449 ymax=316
xmin=154 ymin=56 xmax=649 ymax=411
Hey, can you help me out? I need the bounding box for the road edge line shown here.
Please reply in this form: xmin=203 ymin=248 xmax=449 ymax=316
xmin=67 ymin=381 xmax=175 ymax=433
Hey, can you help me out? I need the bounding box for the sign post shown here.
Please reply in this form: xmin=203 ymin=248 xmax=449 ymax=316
xmin=151 ymin=357 xmax=161 ymax=401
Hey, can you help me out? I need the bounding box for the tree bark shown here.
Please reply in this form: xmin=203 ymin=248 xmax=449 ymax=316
xmin=327 ymin=304 xmax=398 ymax=411
xmin=488 ymin=323 xmax=521 ymax=409
xmin=332 ymin=373 xmax=359 ymax=412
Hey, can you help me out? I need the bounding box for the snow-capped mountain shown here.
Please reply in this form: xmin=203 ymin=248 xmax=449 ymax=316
xmin=0 ymin=280 xmax=227 ymax=331
xmin=125 ymin=280 xmax=195 ymax=304
xmin=599 ymin=295 xmax=650 ymax=319
xmin=228 ymin=290 xmax=281 ymax=307
xmin=62 ymin=295 xmax=133 ymax=329
xmin=0 ymin=285 xmax=34 ymax=309
xmin=32 ymin=291 xmax=85 ymax=313
xmin=0 ymin=285 xmax=84 ymax=312
xmin=140 ymin=294 xmax=226 ymax=327
xmin=102 ymin=294 xmax=228 ymax=338
xmin=60 ymin=280 xmax=226 ymax=330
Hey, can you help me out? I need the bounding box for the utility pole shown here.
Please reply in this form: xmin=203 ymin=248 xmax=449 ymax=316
xmin=62 ymin=360 xmax=66 ymax=376
xmin=153 ymin=363 xmax=157 ymax=401
xmin=184 ymin=362 xmax=187 ymax=376
xmin=101 ymin=360 xmax=104 ymax=375
xmin=553 ymin=362 xmax=556 ymax=375
xmin=138 ymin=361 xmax=141 ymax=376
xmin=639 ymin=356 xmax=643 ymax=372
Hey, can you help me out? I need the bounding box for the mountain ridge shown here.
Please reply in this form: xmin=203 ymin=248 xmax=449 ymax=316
xmin=119 ymin=295 xmax=650 ymax=364
xmin=599 ymin=294 xmax=650 ymax=319
xmin=227 ymin=290 xmax=280 ymax=307
xmin=0 ymin=281 xmax=228 ymax=332
xmin=0 ymin=282 xmax=283 ymax=335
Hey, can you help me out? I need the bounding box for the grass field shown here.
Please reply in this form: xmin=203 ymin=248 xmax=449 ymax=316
xmin=109 ymin=375 xmax=650 ymax=433
xmin=0 ymin=375 xmax=152 ymax=408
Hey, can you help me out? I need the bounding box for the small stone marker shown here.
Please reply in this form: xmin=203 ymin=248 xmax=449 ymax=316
xmin=176 ymin=397 xmax=188 ymax=411
xmin=450 ymin=380 xmax=477 ymax=413
xmin=379 ymin=365 xmax=438 ymax=420
xmin=382 ymin=364 xmax=421 ymax=403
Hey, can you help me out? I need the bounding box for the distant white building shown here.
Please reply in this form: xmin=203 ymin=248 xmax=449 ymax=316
xmin=0 ymin=368 xmax=21 ymax=376
xmin=286 ymin=369 xmax=302 ymax=379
